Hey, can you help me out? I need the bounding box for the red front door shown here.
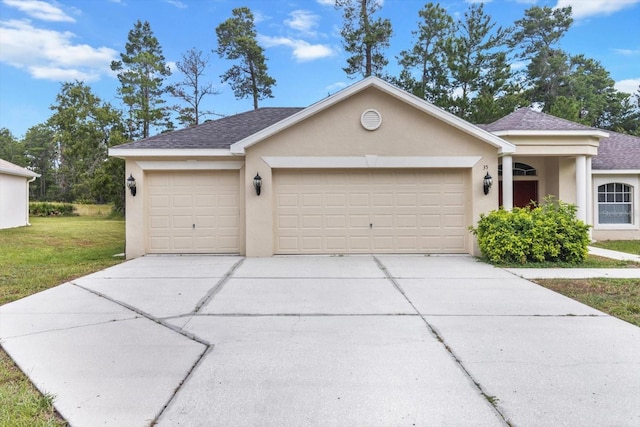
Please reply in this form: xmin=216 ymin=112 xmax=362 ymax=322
xmin=499 ymin=181 xmax=538 ymax=208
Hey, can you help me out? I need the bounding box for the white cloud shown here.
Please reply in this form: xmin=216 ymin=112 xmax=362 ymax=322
xmin=164 ymin=0 xmax=187 ymax=9
xmin=29 ymin=66 xmax=98 ymax=81
xmin=0 ymin=19 xmax=117 ymax=82
xmin=615 ymin=78 xmax=640 ymax=95
xmin=2 ymin=0 xmax=75 ymax=22
xmin=316 ymin=0 xmax=335 ymax=6
xmin=253 ymin=11 xmax=267 ymax=24
xmin=613 ymin=48 xmax=640 ymax=56
xmin=285 ymin=10 xmax=320 ymax=37
xmin=554 ymin=0 xmax=640 ymax=19
xmin=259 ymin=35 xmax=336 ymax=62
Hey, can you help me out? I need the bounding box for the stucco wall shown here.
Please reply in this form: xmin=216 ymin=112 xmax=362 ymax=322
xmin=244 ymin=87 xmax=500 ymax=256
xmin=0 ymin=173 xmax=29 ymax=229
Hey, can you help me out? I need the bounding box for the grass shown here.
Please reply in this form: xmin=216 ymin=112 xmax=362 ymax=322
xmin=484 ymin=254 xmax=639 ymax=269
xmin=535 ymin=278 xmax=640 ymax=327
xmin=0 ymin=351 xmax=66 ymax=427
xmin=591 ymin=240 xmax=640 ymax=256
xmin=0 ymin=216 xmax=125 ymax=305
xmin=1 ymin=212 xmax=124 ymax=426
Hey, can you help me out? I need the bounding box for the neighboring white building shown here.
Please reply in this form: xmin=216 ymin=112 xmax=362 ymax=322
xmin=0 ymin=159 xmax=40 ymax=229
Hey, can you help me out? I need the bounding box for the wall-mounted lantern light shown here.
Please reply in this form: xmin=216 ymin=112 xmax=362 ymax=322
xmin=253 ymin=173 xmax=262 ymax=196
xmin=483 ymin=172 xmax=493 ymax=195
xmin=126 ymin=174 xmax=137 ymax=197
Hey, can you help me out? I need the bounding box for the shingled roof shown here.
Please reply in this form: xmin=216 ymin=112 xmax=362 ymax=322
xmin=592 ymin=131 xmax=640 ymax=170
xmin=483 ymin=107 xmax=602 ymax=132
xmin=112 ymin=107 xmax=304 ymax=150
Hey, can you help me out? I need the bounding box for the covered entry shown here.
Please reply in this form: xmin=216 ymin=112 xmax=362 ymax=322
xmin=273 ymin=169 xmax=468 ymax=254
xmin=147 ymin=171 xmax=240 ymax=253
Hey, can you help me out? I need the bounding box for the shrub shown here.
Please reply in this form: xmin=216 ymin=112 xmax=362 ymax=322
xmin=29 ymin=202 xmax=76 ymax=217
xmin=470 ymin=197 xmax=590 ymax=264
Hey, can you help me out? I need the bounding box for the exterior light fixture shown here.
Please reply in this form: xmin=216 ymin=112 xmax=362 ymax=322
xmin=253 ymin=173 xmax=262 ymax=196
xmin=483 ymin=172 xmax=493 ymax=195
xmin=126 ymin=174 xmax=137 ymax=197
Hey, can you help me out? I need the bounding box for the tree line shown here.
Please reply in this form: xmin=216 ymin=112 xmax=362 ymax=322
xmin=1 ymin=1 xmax=638 ymax=211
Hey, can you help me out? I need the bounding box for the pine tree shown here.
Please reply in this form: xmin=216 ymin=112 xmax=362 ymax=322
xmin=395 ymin=2 xmax=454 ymax=106
xmin=336 ymin=0 xmax=392 ymax=78
xmin=216 ymin=7 xmax=275 ymax=110
xmin=111 ymin=20 xmax=172 ymax=139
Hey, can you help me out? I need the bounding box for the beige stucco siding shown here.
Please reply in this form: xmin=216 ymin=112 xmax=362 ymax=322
xmin=244 ymin=87 xmax=499 ymax=256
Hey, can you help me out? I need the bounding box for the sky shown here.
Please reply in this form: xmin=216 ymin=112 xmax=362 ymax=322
xmin=0 ymin=0 xmax=639 ymax=138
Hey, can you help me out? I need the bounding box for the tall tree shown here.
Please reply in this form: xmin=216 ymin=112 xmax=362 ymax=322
xmin=215 ymin=7 xmax=275 ymax=110
xmin=446 ymin=3 xmax=511 ymax=122
xmin=23 ymin=124 xmax=56 ymax=200
xmin=0 ymin=128 xmax=25 ymax=166
xmin=336 ymin=0 xmax=392 ymax=78
xmin=509 ymin=6 xmax=573 ymax=111
xmin=395 ymin=2 xmax=455 ymax=106
xmin=48 ymin=81 xmax=127 ymax=204
xmin=111 ymin=20 xmax=172 ymax=139
xmin=168 ymin=48 xmax=220 ymax=127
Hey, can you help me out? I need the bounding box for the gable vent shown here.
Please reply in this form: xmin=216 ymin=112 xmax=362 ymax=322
xmin=361 ymin=109 xmax=382 ymax=131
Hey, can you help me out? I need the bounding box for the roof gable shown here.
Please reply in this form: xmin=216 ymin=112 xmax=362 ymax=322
xmin=230 ymin=77 xmax=515 ymax=155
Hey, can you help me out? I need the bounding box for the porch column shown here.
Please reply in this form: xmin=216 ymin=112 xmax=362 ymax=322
xmin=586 ymin=156 xmax=593 ymax=225
xmin=575 ymin=155 xmax=587 ymax=222
xmin=502 ymin=154 xmax=513 ymax=211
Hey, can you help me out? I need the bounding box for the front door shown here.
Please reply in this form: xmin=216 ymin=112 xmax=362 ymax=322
xmin=499 ymin=180 xmax=538 ymax=208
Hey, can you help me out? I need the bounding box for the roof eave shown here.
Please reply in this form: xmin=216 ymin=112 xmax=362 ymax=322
xmin=230 ymin=76 xmax=516 ymax=155
xmin=108 ymin=148 xmax=237 ymax=159
xmin=492 ymin=130 xmax=610 ymax=138
xmin=0 ymin=167 xmax=40 ymax=178
xmin=592 ymin=168 xmax=640 ymax=174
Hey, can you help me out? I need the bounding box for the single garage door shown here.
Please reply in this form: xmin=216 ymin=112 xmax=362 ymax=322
xmin=274 ymin=169 xmax=468 ymax=254
xmin=147 ymin=171 xmax=240 ymax=253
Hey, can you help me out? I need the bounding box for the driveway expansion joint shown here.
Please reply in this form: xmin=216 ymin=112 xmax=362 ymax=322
xmin=72 ymin=282 xmax=210 ymax=346
xmin=192 ymin=258 xmax=245 ymax=314
xmin=373 ymin=256 xmax=512 ymax=426
xmin=152 ymin=344 xmax=214 ymax=425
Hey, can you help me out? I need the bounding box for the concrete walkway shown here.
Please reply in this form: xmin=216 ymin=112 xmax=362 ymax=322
xmin=506 ymin=246 xmax=640 ymax=279
xmin=589 ymin=245 xmax=640 ymax=263
xmin=1 ymin=255 xmax=639 ymax=426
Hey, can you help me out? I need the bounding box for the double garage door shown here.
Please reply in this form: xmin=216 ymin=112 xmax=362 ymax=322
xmin=147 ymin=171 xmax=240 ymax=253
xmin=146 ymin=169 xmax=467 ymax=254
xmin=274 ymin=169 xmax=468 ymax=254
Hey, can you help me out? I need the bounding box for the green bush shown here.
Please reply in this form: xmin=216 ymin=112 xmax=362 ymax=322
xmin=470 ymin=197 xmax=590 ymax=264
xmin=29 ymin=202 xmax=77 ymax=217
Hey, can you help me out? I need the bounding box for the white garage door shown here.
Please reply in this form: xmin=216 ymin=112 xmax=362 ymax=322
xmin=147 ymin=171 xmax=240 ymax=253
xmin=274 ymin=169 xmax=467 ymax=254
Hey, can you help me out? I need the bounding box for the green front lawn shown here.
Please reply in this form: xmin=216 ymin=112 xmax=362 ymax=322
xmin=0 ymin=216 xmax=125 ymax=305
xmin=483 ymin=254 xmax=639 ymax=269
xmin=1 ymin=214 xmax=124 ymax=426
xmin=535 ymin=278 xmax=640 ymax=327
xmin=591 ymin=240 xmax=640 ymax=256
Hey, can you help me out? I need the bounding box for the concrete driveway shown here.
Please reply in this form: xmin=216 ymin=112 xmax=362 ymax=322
xmin=1 ymin=255 xmax=639 ymax=426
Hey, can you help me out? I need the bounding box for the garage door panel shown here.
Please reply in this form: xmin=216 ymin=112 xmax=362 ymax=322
xmin=147 ymin=171 xmax=240 ymax=254
xmin=274 ymin=170 xmax=467 ymax=254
